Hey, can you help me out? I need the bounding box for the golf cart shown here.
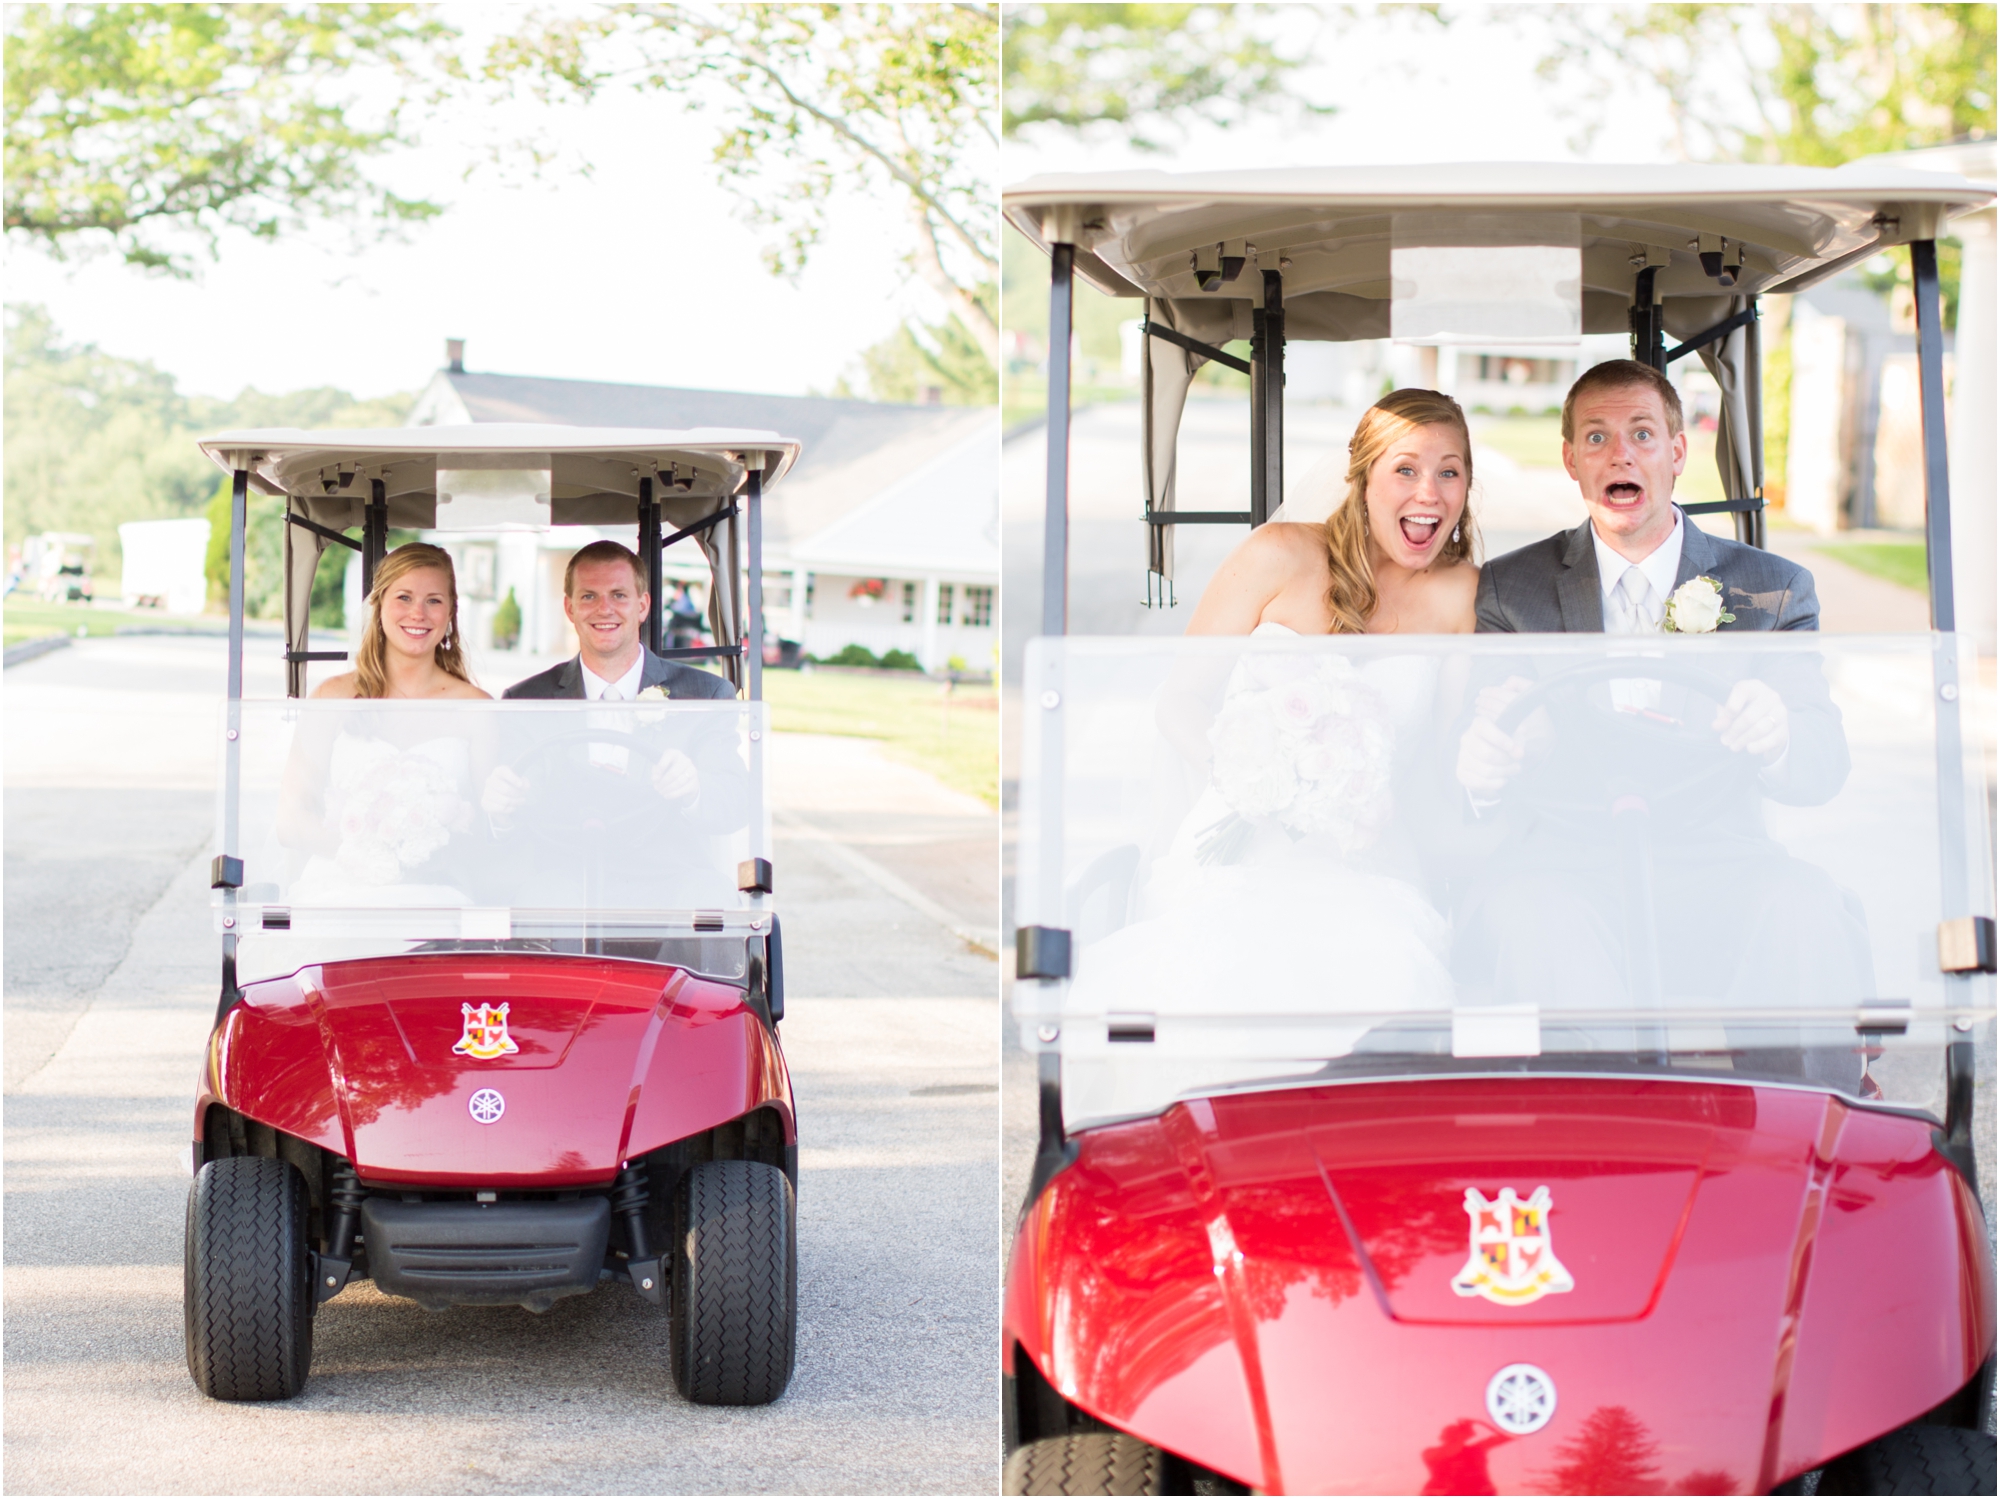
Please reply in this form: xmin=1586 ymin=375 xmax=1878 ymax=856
xmin=185 ymin=425 xmax=799 ymax=1405
xmin=1002 ymin=164 xmax=1997 ymax=1494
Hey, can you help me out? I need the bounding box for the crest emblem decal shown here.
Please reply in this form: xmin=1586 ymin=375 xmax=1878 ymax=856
xmin=1451 ymin=1186 xmax=1574 ymax=1306
xmin=452 ymin=1002 xmax=519 ymax=1061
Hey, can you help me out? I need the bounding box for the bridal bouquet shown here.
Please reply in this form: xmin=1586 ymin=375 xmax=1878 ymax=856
xmin=333 ymin=749 xmax=464 ymax=885
xmin=1207 ymin=653 xmax=1395 ymax=853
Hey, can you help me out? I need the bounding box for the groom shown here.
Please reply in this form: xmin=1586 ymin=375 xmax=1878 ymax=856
xmin=1453 ymin=361 xmax=1864 ymax=1054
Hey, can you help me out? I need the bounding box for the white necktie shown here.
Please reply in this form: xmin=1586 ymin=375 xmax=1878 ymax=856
xmin=600 ymin=684 xmax=622 ymax=702
xmin=1607 ymin=566 xmax=1659 ymax=636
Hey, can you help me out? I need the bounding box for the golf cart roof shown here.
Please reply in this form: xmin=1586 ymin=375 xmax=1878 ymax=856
xmin=196 ymin=423 xmax=801 ymax=528
xmin=1004 ymin=160 xmax=1996 ymax=334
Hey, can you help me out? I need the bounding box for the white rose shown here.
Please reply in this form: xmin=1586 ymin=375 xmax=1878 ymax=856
xmin=1666 ymin=577 xmax=1726 ymax=633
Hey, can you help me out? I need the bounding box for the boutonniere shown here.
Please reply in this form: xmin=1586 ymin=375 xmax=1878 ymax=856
xmin=635 ymin=684 xmax=670 ymax=701
xmin=1664 ymin=576 xmax=1735 ymax=633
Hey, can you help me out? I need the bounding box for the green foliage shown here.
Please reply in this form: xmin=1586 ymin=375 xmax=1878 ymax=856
xmin=1534 ymin=5 xmax=1995 ymax=165
xmin=878 ymin=648 xmax=922 ymax=671
xmin=491 ymin=585 xmax=521 ymax=649
xmin=1762 ymin=304 xmax=1793 ymax=504
xmin=837 ymin=303 xmax=997 ymax=406
xmin=487 ymin=3 xmax=998 ymax=361
xmin=819 ymin=642 xmax=882 ymax=667
xmin=310 ymin=543 xmax=348 ymax=628
xmin=8 ymin=303 xmax=413 ymax=597
xmin=1002 ymin=4 xmax=1360 ymax=149
xmin=5 ymin=3 xmax=457 ymax=275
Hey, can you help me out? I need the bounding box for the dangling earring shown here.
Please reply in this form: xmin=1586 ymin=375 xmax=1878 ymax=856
xmin=1452 ymin=523 xmax=1461 ymax=544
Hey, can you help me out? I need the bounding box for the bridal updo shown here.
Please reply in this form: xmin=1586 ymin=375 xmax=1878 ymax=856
xmin=1322 ymin=388 xmax=1477 ymax=634
xmin=354 ymin=542 xmax=475 ymax=698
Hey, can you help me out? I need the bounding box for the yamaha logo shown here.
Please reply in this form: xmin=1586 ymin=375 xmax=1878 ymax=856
xmin=468 ymin=1088 xmax=505 ymax=1125
xmin=1485 ymin=1363 xmax=1556 ymax=1435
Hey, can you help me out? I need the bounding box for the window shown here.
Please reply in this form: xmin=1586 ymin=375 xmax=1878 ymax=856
xmin=902 ymin=581 xmax=918 ymax=623
xmin=936 ymin=582 xmax=955 ymax=625
xmin=803 ymin=575 xmax=815 ymax=620
xmin=962 ymin=585 xmax=993 ymax=627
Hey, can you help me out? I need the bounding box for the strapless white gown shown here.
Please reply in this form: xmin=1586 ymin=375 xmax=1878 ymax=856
xmin=1060 ymin=623 xmax=1456 ymax=1123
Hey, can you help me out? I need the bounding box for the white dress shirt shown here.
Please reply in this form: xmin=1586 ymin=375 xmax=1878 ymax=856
xmin=1592 ymin=511 xmax=1683 ymax=633
xmin=580 ymin=653 xmax=645 ymax=701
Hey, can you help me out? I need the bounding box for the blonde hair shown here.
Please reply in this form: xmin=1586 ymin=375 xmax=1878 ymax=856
xmin=1322 ymin=388 xmax=1478 ymax=634
xmin=354 ymin=543 xmax=474 ymax=698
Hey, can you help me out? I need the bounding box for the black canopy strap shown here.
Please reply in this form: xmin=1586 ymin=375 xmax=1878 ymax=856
xmin=282 ymin=510 xmax=364 ymax=552
xmin=662 ymin=504 xmax=737 ymax=551
xmin=654 ymin=643 xmax=744 ymax=661
xmin=1680 ymin=497 xmax=1766 ymax=515
xmin=1143 ymin=319 xmax=1252 ymax=377
xmin=1144 ymin=511 xmax=1255 ymax=525
xmin=1663 ymin=308 xmax=1757 ymax=366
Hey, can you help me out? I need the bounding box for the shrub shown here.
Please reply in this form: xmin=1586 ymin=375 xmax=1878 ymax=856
xmin=491 ymin=586 xmax=521 ymax=650
xmin=821 ymin=643 xmax=880 ymax=667
xmin=879 ymin=648 xmax=922 ymax=671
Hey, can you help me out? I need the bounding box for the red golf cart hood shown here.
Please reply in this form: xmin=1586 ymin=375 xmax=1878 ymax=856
xmin=201 ymin=954 xmax=791 ymax=1187
xmin=1006 ymin=1078 xmax=1992 ymax=1496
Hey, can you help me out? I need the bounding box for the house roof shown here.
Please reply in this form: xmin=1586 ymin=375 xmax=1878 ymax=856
xmin=790 ymin=424 xmax=997 ymax=581
xmin=410 ymin=369 xmax=995 ymax=571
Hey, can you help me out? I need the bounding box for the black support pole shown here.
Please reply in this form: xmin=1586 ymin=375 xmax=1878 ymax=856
xmin=1262 ymin=268 xmax=1284 ymax=524
xmin=362 ymin=479 xmax=388 ymax=596
xmin=1911 ymin=240 xmax=1956 ymax=631
xmin=1745 ymin=297 xmax=1766 ymax=550
xmin=638 ymin=476 xmax=662 ymax=655
xmin=1043 ymin=242 xmax=1074 ymax=637
xmin=1250 ymin=303 xmax=1268 ymax=526
xmin=745 ymin=465 xmax=764 ymax=703
xmin=1631 ymin=267 xmax=1663 ymax=369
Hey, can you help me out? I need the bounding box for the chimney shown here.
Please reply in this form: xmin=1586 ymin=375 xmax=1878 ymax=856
xmin=446 ymin=338 xmax=465 ymax=374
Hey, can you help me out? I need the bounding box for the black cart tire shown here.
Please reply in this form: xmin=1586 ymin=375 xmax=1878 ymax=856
xmin=184 ymin=1156 xmax=314 ymax=1401
xmin=669 ymin=1159 xmax=795 ymax=1405
xmin=1004 ymin=1433 xmax=1171 ymax=1496
xmin=1821 ymin=1424 xmax=1997 ymax=1496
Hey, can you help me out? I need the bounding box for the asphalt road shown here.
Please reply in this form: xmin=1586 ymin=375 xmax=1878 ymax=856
xmin=4 ymin=635 xmax=1001 ymax=1495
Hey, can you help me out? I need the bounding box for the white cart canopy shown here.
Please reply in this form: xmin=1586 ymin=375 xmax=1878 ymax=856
xmin=196 ymin=424 xmax=802 ymax=695
xmin=1004 ymin=162 xmax=1994 ymax=582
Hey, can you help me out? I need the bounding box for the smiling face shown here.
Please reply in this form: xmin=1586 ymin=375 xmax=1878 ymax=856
xmin=565 ymin=556 xmax=650 ymax=675
xmin=1563 ymin=382 xmax=1686 ymax=560
xmin=1363 ymin=422 xmax=1470 ymax=572
xmin=377 ymin=567 xmax=455 ymax=660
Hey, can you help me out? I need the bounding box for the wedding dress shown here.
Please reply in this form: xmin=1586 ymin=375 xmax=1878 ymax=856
xmin=1059 ymin=623 xmax=1457 ymax=1124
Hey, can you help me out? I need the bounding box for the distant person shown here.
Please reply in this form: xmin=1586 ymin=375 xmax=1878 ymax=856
xmin=667 ymin=581 xmax=706 ymax=650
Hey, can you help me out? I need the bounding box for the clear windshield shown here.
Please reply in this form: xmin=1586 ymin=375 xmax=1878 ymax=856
xmin=1014 ymin=633 xmax=1993 ymax=1128
xmin=220 ymin=699 xmax=768 ymax=983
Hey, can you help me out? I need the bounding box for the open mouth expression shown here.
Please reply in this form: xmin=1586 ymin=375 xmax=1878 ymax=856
xmin=1564 ymin=388 xmax=1687 ymax=545
xmin=1367 ymin=425 xmax=1468 ymax=569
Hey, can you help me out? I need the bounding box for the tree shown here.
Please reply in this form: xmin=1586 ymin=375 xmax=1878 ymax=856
xmin=5 ymin=4 xmax=457 ymax=275
xmin=1528 ymin=1405 xmax=1665 ymax=1496
xmin=1531 ymin=4 xmax=1995 ymax=165
xmin=836 ymin=303 xmax=997 ymax=405
xmin=1001 ymin=3 xmax=1341 ymax=150
xmin=486 ymin=4 xmax=998 ymax=362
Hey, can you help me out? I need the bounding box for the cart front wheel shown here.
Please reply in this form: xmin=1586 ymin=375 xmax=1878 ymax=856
xmin=1004 ymin=1433 xmax=1176 ymax=1496
xmin=1821 ymin=1424 xmax=1997 ymax=1496
xmin=184 ymin=1156 xmax=314 ymax=1401
xmin=669 ymin=1158 xmax=795 ymax=1405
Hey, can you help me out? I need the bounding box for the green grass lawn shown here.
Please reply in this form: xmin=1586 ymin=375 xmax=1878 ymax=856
xmin=1 ymin=598 xmax=232 ymax=648
xmin=762 ymin=669 xmax=997 ymax=808
xmin=1811 ymin=541 xmax=1927 ymax=593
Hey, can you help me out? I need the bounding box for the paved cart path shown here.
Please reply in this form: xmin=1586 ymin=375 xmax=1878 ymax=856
xmin=5 ymin=636 xmax=999 ymax=1496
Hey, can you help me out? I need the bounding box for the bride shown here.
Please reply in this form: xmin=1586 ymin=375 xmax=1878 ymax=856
xmin=281 ymin=544 xmax=491 ymax=904
xmin=1062 ymin=389 xmax=1482 ymax=1116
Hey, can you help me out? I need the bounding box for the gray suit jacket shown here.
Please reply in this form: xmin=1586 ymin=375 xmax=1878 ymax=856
xmin=1475 ymin=510 xmax=1820 ymax=633
xmin=501 ymin=647 xmax=736 ymax=701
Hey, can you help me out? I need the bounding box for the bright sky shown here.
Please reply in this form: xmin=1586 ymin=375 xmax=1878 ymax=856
xmin=8 ymin=7 xmax=945 ymax=402
xmin=1003 ymin=9 xmax=1679 ymax=180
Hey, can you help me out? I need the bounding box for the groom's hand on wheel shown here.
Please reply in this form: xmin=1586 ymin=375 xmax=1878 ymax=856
xmin=1458 ymin=676 xmax=1533 ymax=798
xmin=1713 ymin=679 xmax=1789 ymax=763
xmin=481 ymin=766 xmax=530 ymax=824
xmin=649 ymin=748 xmax=700 ymax=805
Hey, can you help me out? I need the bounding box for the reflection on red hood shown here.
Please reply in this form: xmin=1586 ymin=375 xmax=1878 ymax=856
xmin=1006 ymin=1077 xmax=1992 ymax=1495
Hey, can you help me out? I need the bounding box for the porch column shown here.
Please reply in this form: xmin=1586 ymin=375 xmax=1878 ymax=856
xmin=920 ymin=576 xmax=941 ymax=671
xmin=790 ymin=566 xmax=809 ymax=643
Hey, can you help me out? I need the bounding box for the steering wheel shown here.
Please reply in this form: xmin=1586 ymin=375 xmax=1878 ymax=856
xmin=493 ymin=725 xmax=687 ymax=836
xmin=1487 ymin=656 xmax=1764 ymax=822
